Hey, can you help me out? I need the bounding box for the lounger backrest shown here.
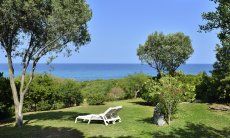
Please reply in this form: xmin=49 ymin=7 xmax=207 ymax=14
xmin=103 ymin=106 xmax=122 ymax=119
xmin=110 ymin=106 xmax=122 ymax=118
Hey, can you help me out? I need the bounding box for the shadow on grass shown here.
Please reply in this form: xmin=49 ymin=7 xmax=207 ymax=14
xmin=137 ymin=117 xmax=153 ymax=124
xmin=152 ymin=122 xmax=230 ymax=138
xmin=1 ymin=111 xmax=90 ymax=125
xmin=24 ymin=111 xmax=89 ymax=122
xmin=129 ymin=101 xmax=153 ymax=107
xmin=0 ymin=125 xmax=84 ymax=138
xmin=89 ymin=135 xmax=135 ymax=138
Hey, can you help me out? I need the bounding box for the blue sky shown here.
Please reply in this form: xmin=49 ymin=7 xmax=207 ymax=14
xmin=0 ymin=0 xmax=219 ymax=64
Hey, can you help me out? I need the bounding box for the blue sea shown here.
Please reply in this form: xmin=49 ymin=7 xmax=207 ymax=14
xmin=0 ymin=64 xmax=213 ymax=81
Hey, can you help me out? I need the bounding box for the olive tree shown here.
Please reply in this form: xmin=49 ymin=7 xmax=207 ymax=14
xmin=137 ymin=32 xmax=166 ymax=78
xmin=200 ymin=0 xmax=230 ymax=103
xmin=137 ymin=32 xmax=193 ymax=77
xmin=0 ymin=0 xmax=92 ymax=127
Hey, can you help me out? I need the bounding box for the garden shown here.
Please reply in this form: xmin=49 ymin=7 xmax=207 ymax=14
xmin=0 ymin=0 xmax=229 ymax=137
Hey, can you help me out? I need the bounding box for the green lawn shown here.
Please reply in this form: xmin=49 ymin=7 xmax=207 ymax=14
xmin=0 ymin=99 xmax=229 ymax=138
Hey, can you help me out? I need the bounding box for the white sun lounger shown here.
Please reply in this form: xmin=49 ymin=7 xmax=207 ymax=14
xmin=75 ymin=106 xmax=122 ymax=126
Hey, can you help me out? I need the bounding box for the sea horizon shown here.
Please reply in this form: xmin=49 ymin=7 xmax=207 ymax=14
xmin=0 ymin=63 xmax=213 ymax=81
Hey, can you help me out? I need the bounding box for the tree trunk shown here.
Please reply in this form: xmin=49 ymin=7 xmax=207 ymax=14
xmin=7 ymin=53 xmax=24 ymax=127
xmin=168 ymin=115 xmax=171 ymax=125
xmin=169 ymin=70 xmax=176 ymax=77
xmin=15 ymin=106 xmax=23 ymax=127
xmin=134 ymin=90 xmax=140 ymax=99
xmin=17 ymin=94 xmax=24 ymax=127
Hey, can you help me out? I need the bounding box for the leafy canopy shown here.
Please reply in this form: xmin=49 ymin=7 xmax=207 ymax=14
xmin=0 ymin=0 xmax=92 ymax=63
xmin=137 ymin=32 xmax=193 ymax=77
xmin=200 ymin=0 xmax=230 ymax=103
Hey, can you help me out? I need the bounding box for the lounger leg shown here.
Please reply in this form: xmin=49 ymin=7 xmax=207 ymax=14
xmin=75 ymin=117 xmax=78 ymax=123
xmin=118 ymin=116 xmax=121 ymax=122
xmin=88 ymin=119 xmax=91 ymax=124
xmin=103 ymin=117 xmax=108 ymax=126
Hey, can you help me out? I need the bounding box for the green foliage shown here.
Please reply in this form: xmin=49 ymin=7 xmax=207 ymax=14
xmin=119 ymin=73 xmax=150 ymax=99
xmin=0 ymin=0 xmax=92 ymax=59
xmin=200 ymin=0 xmax=230 ymax=103
xmin=19 ymin=74 xmax=84 ymax=112
xmin=0 ymin=76 xmax=13 ymax=119
xmin=200 ymin=0 xmax=229 ymax=41
xmin=106 ymin=87 xmax=125 ymax=101
xmin=141 ymin=72 xmax=202 ymax=105
xmin=137 ymin=32 xmax=166 ymax=77
xmin=137 ymin=32 xmax=193 ymax=77
xmin=59 ymin=80 xmax=83 ymax=107
xmin=80 ymin=80 xmax=113 ymax=105
xmin=157 ymin=76 xmax=183 ymax=124
xmin=196 ymin=72 xmax=230 ymax=103
xmin=175 ymin=72 xmax=203 ymax=102
xmin=86 ymin=92 xmax=105 ymax=105
xmin=141 ymin=79 xmax=161 ymax=105
xmin=23 ymin=74 xmax=60 ymax=111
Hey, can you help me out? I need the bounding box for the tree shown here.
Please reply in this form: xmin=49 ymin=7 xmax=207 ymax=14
xmin=164 ymin=33 xmax=194 ymax=76
xmin=0 ymin=0 xmax=92 ymax=127
xmin=137 ymin=32 xmax=193 ymax=77
xmin=137 ymin=32 xmax=166 ymax=78
xmin=200 ymin=0 xmax=230 ymax=102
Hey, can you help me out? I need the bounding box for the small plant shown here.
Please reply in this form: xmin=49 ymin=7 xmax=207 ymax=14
xmin=87 ymin=92 xmax=105 ymax=105
xmin=142 ymin=76 xmax=183 ymax=124
xmin=106 ymin=87 xmax=125 ymax=101
xmin=158 ymin=76 xmax=183 ymax=124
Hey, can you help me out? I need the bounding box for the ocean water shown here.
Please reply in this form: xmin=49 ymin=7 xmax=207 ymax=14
xmin=0 ymin=64 xmax=213 ymax=81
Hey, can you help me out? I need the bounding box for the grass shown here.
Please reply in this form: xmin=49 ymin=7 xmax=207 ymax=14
xmin=0 ymin=99 xmax=229 ymax=138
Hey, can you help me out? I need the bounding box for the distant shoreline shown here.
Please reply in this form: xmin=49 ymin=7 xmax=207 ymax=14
xmin=0 ymin=64 xmax=213 ymax=81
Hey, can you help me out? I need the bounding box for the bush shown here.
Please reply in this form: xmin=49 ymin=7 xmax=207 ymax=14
xmin=141 ymin=79 xmax=161 ymax=105
xmin=81 ymin=80 xmax=115 ymax=105
xmin=0 ymin=75 xmax=13 ymax=119
xmin=60 ymin=80 xmax=83 ymax=107
xmin=141 ymin=76 xmax=183 ymax=124
xmin=175 ymin=72 xmax=203 ymax=102
xmin=22 ymin=74 xmax=84 ymax=112
xmin=141 ymin=72 xmax=203 ymax=104
xmin=87 ymin=92 xmax=105 ymax=105
xmin=106 ymin=87 xmax=125 ymax=101
xmin=157 ymin=76 xmax=183 ymax=124
xmin=119 ymin=73 xmax=150 ymax=99
xmin=196 ymin=71 xmax=230 ymax=103
xmin=22 ymin=74 xmax=61 ymax=112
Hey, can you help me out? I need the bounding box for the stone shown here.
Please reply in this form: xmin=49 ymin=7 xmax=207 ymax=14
xmin=153 ymin=103 xmax=166 ymax=126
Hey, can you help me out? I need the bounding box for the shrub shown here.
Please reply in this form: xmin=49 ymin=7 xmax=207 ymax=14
xmin=22 ymin=74 xmax=61 ymax=111
xmin=81 ymin=80 xmax=115 ymax=105
xmin=119 ymin=73 xmax=150 ymax=99
xmin=0 ymin=75 xmax=13 ymax=119
xmin=106 ymin=87 xmax=125 ymax=101
xmin=60 ymin=80 xmax=83 ymax=107
xmin=157 ymin=76 xmax=183 ymax=124
xmin=175 ymin=72 xmax=203 ymax=102
xmin=196 ymin=72 xmax=230 ymax=103
xmin=141 ymin=79 xmax=161 ymax=105
xmin=21 ymin=74 xmax=85 ymax=111
xmin=141 ymin=76 xmax=183 ymax=124
xmin=87 ymin=92 xmax=105 ymax=105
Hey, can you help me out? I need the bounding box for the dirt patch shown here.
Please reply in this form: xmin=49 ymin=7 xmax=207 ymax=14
xmin=209 ymin=104 xmax=230 ymax=111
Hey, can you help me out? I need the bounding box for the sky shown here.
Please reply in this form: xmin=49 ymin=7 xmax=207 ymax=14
xmin=0 ymin=0 xmax=219 ymax=64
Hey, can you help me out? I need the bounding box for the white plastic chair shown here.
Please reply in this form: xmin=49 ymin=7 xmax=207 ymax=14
xmin=75 ymin=106 xmax=122 ymax=126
